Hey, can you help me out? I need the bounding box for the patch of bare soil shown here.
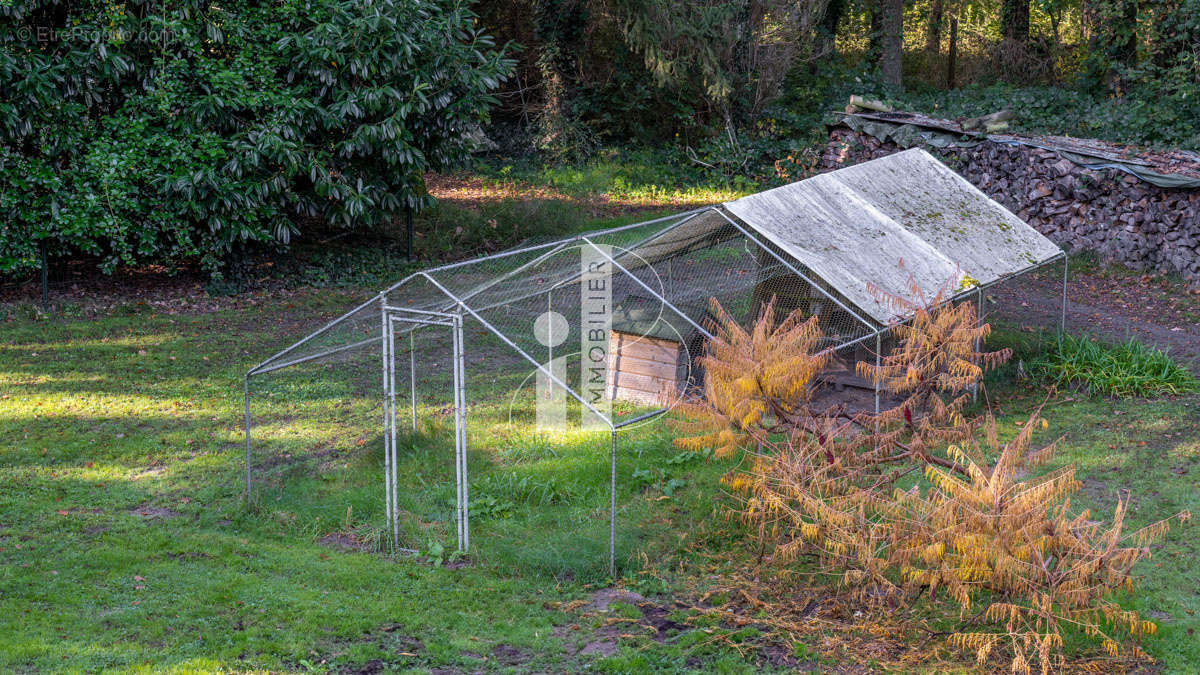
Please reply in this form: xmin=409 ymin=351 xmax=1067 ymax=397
xmin=488 ymin=644 xmax=530 ymax=666
xmin=334 ymin=627 xmax=424 ymax=674
xmin=554 ymin=587 xmax=813 ymax=670
xmin=319 ymin=531 xmax=373 ymax=553
xmin=127 ymin=504 xmax=183 ymax=520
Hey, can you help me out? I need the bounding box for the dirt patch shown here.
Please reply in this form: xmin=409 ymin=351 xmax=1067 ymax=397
xmin=991 ymin=267 xmax=1200 ymax=374
xmin=319 ymin=531 xmax=373 ymax=553
xmin=555 ymin=587 xmax=833 ymax=669
xmin=128 ymin=504 xmax=183 ymax=520
xmin=489 ymin=644 xmax=530 ymax=666
xmin=330 ymin=626 xmax=423 ymax=674
xmin=426 ymin=173 xmax=711 ymax=218
xmin=581 ymin=588 xmax=646 ymax=612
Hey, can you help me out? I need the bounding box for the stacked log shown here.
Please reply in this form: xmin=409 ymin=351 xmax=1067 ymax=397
xmin=821 ymin=128 xmax=1200 ymax=284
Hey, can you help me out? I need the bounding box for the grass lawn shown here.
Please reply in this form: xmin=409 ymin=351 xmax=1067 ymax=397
xmin=2 ymin=274 xmax=1198 ymax=672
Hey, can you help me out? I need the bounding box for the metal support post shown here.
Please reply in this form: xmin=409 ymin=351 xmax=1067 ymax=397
xmin=383 ymin=300 xmax=396 ymax=549
xmin=609 ymin=428 xmax=617 ymax=577
xmin=243 ymin=376 xmax=252 ymax=505
xmin=874 ymin=333 xmax=881 ymax=417
xmin=410 ymin=330 xmax=418 ymax=433
xmin=1060 ymin=255 xmax=1068 ymax=335
xmin=973 ymin=286 xmax=983 ymax=403
xmin=452 ymin=313 xmax=469 ymax=553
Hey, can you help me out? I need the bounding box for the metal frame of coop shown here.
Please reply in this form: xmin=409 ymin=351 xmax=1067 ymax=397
xmin=243 ymin=154 xmax=1069 ymax=576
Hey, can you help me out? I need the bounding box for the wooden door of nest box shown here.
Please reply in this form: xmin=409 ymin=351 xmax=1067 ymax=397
xmin=606 ymin=331 xmax=682 ymax=406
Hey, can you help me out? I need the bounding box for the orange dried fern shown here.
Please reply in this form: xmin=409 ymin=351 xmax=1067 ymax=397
xmin=672 ymin=285 xmax=1189 ymax=673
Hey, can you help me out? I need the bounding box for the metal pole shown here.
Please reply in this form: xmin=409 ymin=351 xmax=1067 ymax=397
xmin=456 ymin=313 xmax=469 ymax=552
xmin=609 ymin=428 xmax=617 ymax=577
xmin=382 ymin=300 xmax=394 ymax=549
xmin=449 ymin=313 xmax=469 ymax=553
xmin=243 ymin=375 xmax=252 ymax=506
xmin=873 ymin=333 xmax=881 ymax=418
xmin=388 ymin=314 xmax=399 ymax=548
xmin=1060 ymin=255 xmax=1068 ymax=335
xmin=973 ymin=286 xmax=983 ymax=403
xmin=410 ymin=330 xmax=417 ymax=433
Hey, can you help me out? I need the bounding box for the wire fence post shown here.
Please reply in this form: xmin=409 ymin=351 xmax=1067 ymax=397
xmin=1060 ymin=254 xmax=1068 ymax=336
xmin=874 ymin=332 xmax=881 ymax=430
xmin=243 ymin=375 xmax=252 ymax=506
xmin=973 ymin=285 xmax=983 ymax=403
xmin=453 ymin=311 xmax=469 ymax=553
xmin=382 ymin=297 xmax=395 ymax=550
xmin=410 ymin=330 xmax=417 ymax=433
xmin=609 ymin=428 xmax=617 ymax=578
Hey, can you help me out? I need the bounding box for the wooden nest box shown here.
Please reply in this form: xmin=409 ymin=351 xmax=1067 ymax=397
xmin=605 ymin=301 xmax=706 ymax=406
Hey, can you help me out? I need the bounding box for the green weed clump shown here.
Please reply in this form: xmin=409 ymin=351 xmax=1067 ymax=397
xmin=1032 ymin=334 xmax=1198 ymax=398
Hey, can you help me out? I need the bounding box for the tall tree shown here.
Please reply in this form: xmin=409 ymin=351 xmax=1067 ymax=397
xmin=925 ymin=0 xmax=944 ymax=55
xmin=819 ymin=0 xmax=847 ymax=57
xmin=879 ymin=0 xmax=903 ymax=88
xmin=1002 ymin=0 xmax=1031 ymax=41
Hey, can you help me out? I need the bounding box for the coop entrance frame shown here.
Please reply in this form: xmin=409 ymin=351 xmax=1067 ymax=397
xmin=382 ymin=306 xmax=467 ymax=555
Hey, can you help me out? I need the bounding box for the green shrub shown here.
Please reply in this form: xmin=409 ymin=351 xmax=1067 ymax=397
xmin=1031 ymin=333 xmax=1198 ymax=397
xmin=0 ymin=0 xmax=513 ymax=276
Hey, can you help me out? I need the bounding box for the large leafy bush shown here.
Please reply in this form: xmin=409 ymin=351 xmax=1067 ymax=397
xmin=0 ymin=0 xmax=512 ymax=274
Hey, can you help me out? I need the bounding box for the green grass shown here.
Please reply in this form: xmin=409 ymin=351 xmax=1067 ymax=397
xmin=1030 ymin=333 xmax=1199 ymax=398
xmin=2 ymin=281 xmax=1198 ymax=671
xmin=0 ymin=285 xmax=793 ymax=673
xmin=476 ymin=151 xmax=754 ymax=205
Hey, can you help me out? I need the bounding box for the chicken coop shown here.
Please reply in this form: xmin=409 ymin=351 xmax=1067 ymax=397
xmin=243 ymin=148 xmax=1067 ymax=573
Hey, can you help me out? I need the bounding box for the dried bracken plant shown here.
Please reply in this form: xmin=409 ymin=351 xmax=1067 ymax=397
xmin=672 ymin=286 xmax=1190 ymax=673
xmin=673 ymin=297 xmax=831 ymax=459
xmin=858 ymin=277 xmax=1011 ymax=471
xmin=907 ymin=413 xmax=1190 ymax=673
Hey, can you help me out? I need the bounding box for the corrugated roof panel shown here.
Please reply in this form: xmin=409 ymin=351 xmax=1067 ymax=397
xmin=724 ymin=170 xmax=966 ymax=324
xmin=723 ymin=148 xmax=1062 ymax=324
xmin=831 ymin=148 xmax=1062 ymax=284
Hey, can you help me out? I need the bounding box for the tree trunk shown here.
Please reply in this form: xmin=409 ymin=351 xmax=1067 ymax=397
xmin=1115 ymin=0 xmax=1138 ymax=65
xmin=819 ymin=0 xmax=847 ymax=57
xmin=925 ymin=0 xmax=944 ymax=55
xmin=868 ymin=0 xmax=883 ymax=61
xmin=1001 ymin=0 xmax=1031 ymax=42
xmin=879 ymin=0 xmax=903 ymax=89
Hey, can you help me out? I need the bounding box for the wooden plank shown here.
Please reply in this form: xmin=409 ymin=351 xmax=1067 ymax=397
xmin=610 ymin=331 xmax=679 ymax=362
xmin=610 ymin=352 xmax=676 ymax=378
xmin=611 ymin=387 xmax=666 ymax=406
xmin=608 ymin=371 xmax=676 ymax=396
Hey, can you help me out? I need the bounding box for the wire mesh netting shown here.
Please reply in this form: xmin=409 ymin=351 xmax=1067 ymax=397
xmin=243 ymin=196 xmax=1067 ymax=577
xmin=978 ymin=255 xmax=1070 ymax=364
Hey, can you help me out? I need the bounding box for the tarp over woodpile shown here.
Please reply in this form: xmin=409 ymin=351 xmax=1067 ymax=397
xmin=831 ymin=111 xmax=1200 ymax=189
xmin=724 ymin=148 xmax=1063 ymax=324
